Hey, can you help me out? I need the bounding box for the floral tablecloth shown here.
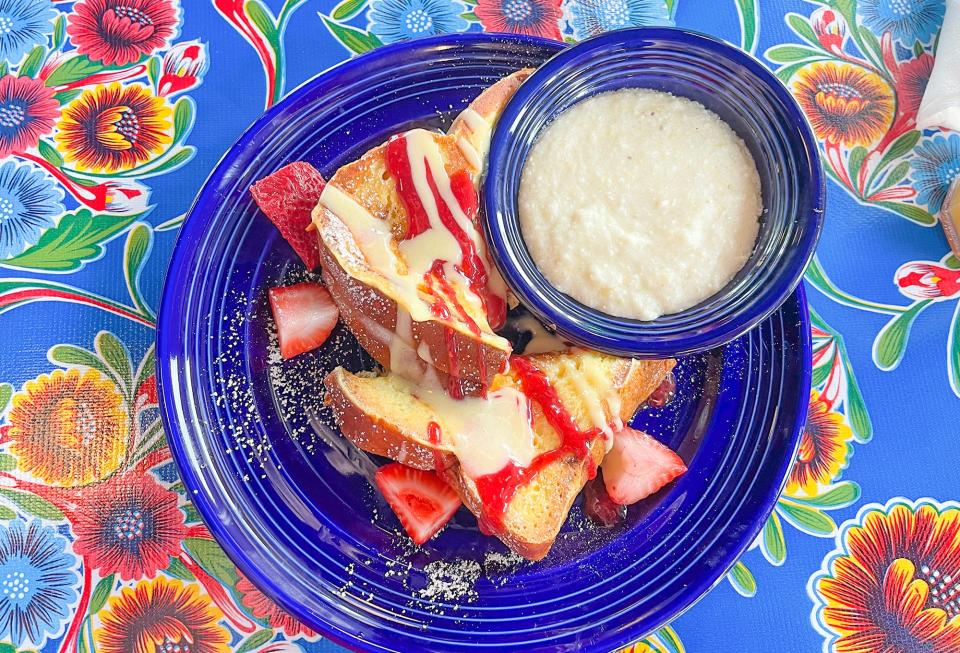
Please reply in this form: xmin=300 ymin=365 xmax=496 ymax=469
xmin=0 ymin=0 xmax=958 ymax=651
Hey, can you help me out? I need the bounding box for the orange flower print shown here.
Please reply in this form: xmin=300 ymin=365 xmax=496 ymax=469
xmin=8 ymin=369 xmax=128 ymax=487
xmin=812 ymin=500 xmax=960 ymax=652
xmin=96 ymin=577 xmax=231 ymax=653
xmin=787 ymin=390 xmax=854 ymax=497
xmin=793 ymin=61 xmax=894 ymax=147
xmin=55 ymin=83 xmax=172 ymax=173
xmin=236 ymin=573 xmax=316 ymax=639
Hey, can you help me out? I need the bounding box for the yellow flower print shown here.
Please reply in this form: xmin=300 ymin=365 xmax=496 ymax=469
xmin=8 ymin=368 xmax=128 ymax=487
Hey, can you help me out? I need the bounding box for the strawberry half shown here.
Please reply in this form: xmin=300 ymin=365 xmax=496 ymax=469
xmin=602 ymin=427 xmax=687 ymax=506
xmin=250 ymin=161 xmax=326 ymax=269
xmin=374 ymin=462 xmax=462 ymax=545
xmin=268 ymin=282 xmax=339 ymax=359
xmin=583 ymin=472 xmax=626 ymax=527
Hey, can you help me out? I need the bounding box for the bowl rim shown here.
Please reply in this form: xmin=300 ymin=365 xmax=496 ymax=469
xmin=483 ymin=26 xmax=826 ymax=357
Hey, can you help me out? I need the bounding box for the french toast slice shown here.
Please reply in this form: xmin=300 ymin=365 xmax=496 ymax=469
xmin=325 ymin=352 xmax=675 ymax=560
xmin=312 ymin=70 xmax=531 ymax=394
xmin=449 ymin=68 xmax=533 ymax=176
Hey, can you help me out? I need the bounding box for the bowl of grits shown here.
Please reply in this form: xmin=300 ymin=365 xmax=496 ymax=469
xmin=484 ymin=28 xmax=825 ymax=357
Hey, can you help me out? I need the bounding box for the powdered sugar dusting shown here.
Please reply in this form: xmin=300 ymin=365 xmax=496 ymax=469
xmin=417 ymin=560 xmax=482 ymax=603
xmin=212 ymin=288 xmax=269 ymax=470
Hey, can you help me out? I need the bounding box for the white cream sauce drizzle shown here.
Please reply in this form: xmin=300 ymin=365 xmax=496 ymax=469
xmin=512 ymin=315 xmax=569 ymax=355
xmin=459 ymin=108 xmax=490 ymax=142
xmin=405 ymin=130 xmax=508 ymax=307
xmin=456 ymin=135 xmax=482 ymax=171
xmin=388 ymin=308 xmax=428 ymax=382
xmin=555 ymin=356 xmax=622 ymax=451
xmin=406 ymin=377 xmax=538 ymax=478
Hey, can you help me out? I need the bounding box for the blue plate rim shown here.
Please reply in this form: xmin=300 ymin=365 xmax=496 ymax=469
xmin=156 ymin=32 xmax=812 ymax=653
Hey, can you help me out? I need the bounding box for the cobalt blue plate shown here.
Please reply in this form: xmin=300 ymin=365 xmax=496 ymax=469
xmin=156 ymin=33 xmax=811 ymax=653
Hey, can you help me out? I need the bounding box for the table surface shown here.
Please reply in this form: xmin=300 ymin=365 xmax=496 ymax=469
xmin=1 ymin=0 xmax=958 ymax=652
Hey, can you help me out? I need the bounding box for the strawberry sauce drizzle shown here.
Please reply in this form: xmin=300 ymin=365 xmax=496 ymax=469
xmin=448 ymin=170 xmax=506 ymax=330
xmin=473 ymin=356 xmax=602 ymax=532
xmin=384 ymin=134 xmax=505 ymax=331
xmin=509 ymin=356 xmax=600 ymax=464
xmin=385 ymin=137 xmax=430 ymax=238
xmin=428 ymin=260 xmax=481 ymax=337
xmin=443 ymin=327 xmax=464 ymax=400
xmin=426 ymin=421 xmax=446 ymax=474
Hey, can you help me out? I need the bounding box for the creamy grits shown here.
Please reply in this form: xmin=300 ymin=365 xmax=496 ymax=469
xmin=518 ymin=89 xmax=763 ymax=321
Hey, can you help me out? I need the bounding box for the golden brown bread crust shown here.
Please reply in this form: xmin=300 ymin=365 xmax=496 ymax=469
xmin=323 ymin=356 xmax=675 ymax=559
xmin=325 ymin=132 xmax=473 ymax=238
xmin=324 ymin=367 xmax=459 ymax=471
xmin=313 ymin=132 xmax=510 ymax=394
xmin=447 ymin=436 xmax=606 ymax=561
xmin=317 ymin=239 xmax=507 ymax=395
xmin=610 ymin=357 xmax=676 ymax=423
xmin=449 ymin=68 xmax=533 ymax=159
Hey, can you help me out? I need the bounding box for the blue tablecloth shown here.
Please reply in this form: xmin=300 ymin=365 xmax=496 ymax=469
xmin=1 ymin=0 xmax=958 ymax=651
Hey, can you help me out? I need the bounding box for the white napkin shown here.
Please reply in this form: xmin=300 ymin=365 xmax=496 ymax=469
xmin=918 ymin=0 xmax=960 ymax=130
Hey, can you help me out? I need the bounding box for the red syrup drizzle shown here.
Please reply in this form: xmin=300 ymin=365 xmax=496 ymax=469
xmin=385 ymin=135 xmax=430 ymax=238
xmin=443 ymin=327 xmax=464 ymax=400
xmin=384 ymin=134 xmax=505 ymax=332
xmin=473 ymin=356 xmax=602 ymax=532
xmin=427 ymin=260 xmax=481 ymax=337
xmin=426 ymin=421 xmax=446 ymax=474
xmin=448 ymin=170 xmax=506 ymax=330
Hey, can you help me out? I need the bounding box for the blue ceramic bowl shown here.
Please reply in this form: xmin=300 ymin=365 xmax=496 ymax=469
xmin=485 ymin=28 xmax=825 ymax=357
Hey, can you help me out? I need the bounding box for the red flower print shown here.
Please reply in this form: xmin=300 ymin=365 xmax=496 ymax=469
xmin=158 ymin=39 xmax=207 ymax=97
xmin=896 ymin=53 xmax=935 ymax=118
xmin=787 ymin=390 xmax=853 ymax=496
xmin=895 ymin=261 xmax=960 ymax=300
xmin=236 ymin=574 xmax=316 ymax=639
xmin=0 ymin=75 xmax=58 ymax=158
xmin=72 ymin=471 xmax=186 ymax=581
xmin=811 ymin=7 xmax=847 ymax=56
xmin=95 ymin=577 xmax=230 ymax=653
xmin=474 ymin=0 xmax=562 ymax=40
xmin=67 ymin=0 xmax=180 ymax=66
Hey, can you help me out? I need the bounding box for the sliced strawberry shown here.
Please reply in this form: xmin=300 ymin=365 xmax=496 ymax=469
xmin=583 ymin=472 xmax=626 ymax=527
xmin=250 ymin=161 xmax=326 ymax=269
xmin=602 ymin=427 xmax=687 ymax=506
xmin=374 ymin=462 xmax=461 ymax=545
xmin=268 ymin=282 xmax=339 ymax=359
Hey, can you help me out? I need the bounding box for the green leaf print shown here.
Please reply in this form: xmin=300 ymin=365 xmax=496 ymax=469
xmin=735 ymin=0 xmax=760 ymax=54
xmin=872 ymin=301 xmax=931 ymax=371
xmin=1 ymin=210 xmax=139 ymax=273
xmin=332 ymin=0 xmax=369 ymax=20
xmin=0 ymin=489 xmax=65 ymax=521
xmin=790 ymin=481 xmax=861 ymax=509
xmin=320 ymin=14 xmax=383 ymax=54
xmin=776 ymin=500 xmax=836 ymax=536
xmin=761 ymin=511 xmax=786 ymax=566
xmin=727 ymin=560 xmax=757 ymax=597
